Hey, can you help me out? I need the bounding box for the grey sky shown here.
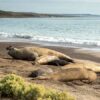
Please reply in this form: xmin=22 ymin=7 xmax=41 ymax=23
xmin=0 ymin=0 xmax=100 ymax=14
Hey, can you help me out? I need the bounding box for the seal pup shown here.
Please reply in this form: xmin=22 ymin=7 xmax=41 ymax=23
xmin=36 ymin=55 xmax=69 ymax=66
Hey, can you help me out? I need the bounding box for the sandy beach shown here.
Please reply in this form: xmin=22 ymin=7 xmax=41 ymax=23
xmin=0 ymin=42 xmax=100 ymax=100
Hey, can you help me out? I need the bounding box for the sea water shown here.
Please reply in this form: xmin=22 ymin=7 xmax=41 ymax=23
xmin=0 ymin=17 xmax=100 ymax=49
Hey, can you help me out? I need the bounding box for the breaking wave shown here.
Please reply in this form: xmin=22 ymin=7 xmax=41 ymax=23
xmin=0 ymin=32 xmax=100 ymax=48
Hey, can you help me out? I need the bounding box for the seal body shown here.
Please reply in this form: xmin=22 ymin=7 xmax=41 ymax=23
xmin=37 ymin=55 xmax=69 ymax=66
xmin=34 ymin=67 xmax=97 ymax=82
xmin=50 ymin=67 xmax=89 ymax=81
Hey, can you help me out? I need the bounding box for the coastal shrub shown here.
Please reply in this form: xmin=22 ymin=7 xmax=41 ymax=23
xmin=44 ymin=88 xmax=74 ymax=100
xmin=0 ymin=74 xmax=25 ymax=98
xmin=0 ymin=74 xmax=75 ymax=100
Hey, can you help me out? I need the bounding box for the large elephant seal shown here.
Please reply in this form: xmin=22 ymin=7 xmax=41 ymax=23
xmin=33 ymin=67 xmax=97 ymax=83
xmin=6 ymin=46 xmax=74 ymax=65
xmin=34 ymin=68 xmax=97 ymax=83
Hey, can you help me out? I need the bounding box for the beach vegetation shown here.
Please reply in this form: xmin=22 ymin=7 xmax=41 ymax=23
xmin=0 ymin=74 xmax=75 ymax=100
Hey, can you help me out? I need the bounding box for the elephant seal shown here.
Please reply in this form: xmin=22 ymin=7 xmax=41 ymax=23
xmin=6 ymin=46 xmax=38 ymax=61
xmin=6 ymin=46 xmax=74 ymax=65
xmin=36 ymin=55 xmax=69 ymax=66
xmin=33 ymin=67 xmax=97 ymax=82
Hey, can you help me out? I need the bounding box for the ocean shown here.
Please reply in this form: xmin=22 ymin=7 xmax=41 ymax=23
xmin=0 ymin=17 xmax=100 ymax=49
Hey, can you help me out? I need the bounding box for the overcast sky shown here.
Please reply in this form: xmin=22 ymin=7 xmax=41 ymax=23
xmin=0 ymin=0 xmax=100 ymax=14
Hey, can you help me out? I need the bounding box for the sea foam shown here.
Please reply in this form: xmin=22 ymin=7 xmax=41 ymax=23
xmin=0 ymin=31 xmax=100 ymax=48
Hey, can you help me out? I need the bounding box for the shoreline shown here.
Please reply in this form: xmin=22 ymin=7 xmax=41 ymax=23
xmin=0 ymin=38 xmax=100 ymax=50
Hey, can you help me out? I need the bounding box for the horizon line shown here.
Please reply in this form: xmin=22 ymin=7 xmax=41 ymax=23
xmin=0 ymin=10 xmax=100 ymax=16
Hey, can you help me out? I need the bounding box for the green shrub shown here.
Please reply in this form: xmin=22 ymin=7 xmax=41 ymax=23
xmin=44 ymin=88 xmax=74 ymax=100
xmin=0 ymin=74 xmax=25 ymax=98
xmin=0 ymin=74 xmax=75 ymax=100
